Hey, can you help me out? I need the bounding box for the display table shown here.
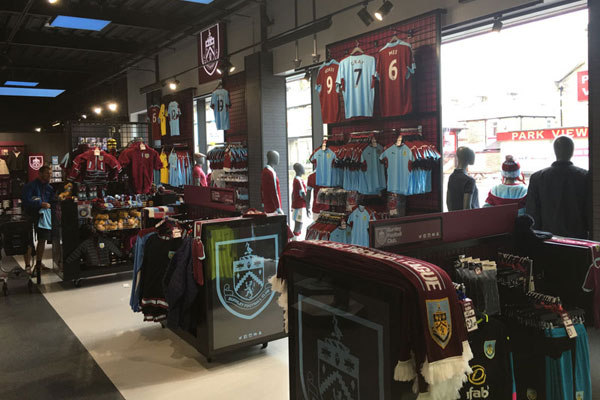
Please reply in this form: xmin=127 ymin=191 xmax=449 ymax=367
xmin=168 ymin=214 xmax=287 ymax=361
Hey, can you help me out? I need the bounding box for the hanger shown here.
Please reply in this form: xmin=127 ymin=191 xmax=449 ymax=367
xmin=350 ymin=40 xmax=364 ymax=55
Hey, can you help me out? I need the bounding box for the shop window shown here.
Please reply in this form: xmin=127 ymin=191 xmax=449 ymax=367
xmin=193 ymin=97 xmax=223 ymax=173
xmin=442 ymin=9 xmax=589 ymax=210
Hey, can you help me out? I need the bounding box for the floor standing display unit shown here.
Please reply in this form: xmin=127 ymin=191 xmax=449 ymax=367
xmin=169 ymin=215 xmax=287 ymax=361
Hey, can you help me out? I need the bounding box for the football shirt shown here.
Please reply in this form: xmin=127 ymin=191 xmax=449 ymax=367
xmin=291 ymin=176 xmax=307 ymax=209
xmin=307 ymin=172 xmax=329 ymax=214
xmin=148 ymin=105 xmax=161 ymax=140
xmin=168 ymin=101 xmax=182 ymax=136
xmin=359 ymin=145 xmax=386 ymax=195
xmin=159 ymin=104 xmax=167 ymax=136
xmin=348 ymin=206 xmax=374 ymax=247
xmin=329 ymin=227 xmax=351 ymax=244
xmin=310 ymin=148 xmax=336 ymax=187
xmin=379 ymin=144 xmax=414 ymax=195
xmin=376 ymin=40 xmax=415 ymax=117
xmin=210 ymin=89 xmax=231 ymax=131
xmin=315 ymin=60 xmax=341 ymax=123
xmin=336 ymin=54 xmax=377 ymax=118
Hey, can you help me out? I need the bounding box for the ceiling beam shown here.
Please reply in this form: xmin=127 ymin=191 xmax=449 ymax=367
xmin=0 ymin=0 xmax=193 ymax=32
xmin=0 ymin=29 xmax=136 ymax=54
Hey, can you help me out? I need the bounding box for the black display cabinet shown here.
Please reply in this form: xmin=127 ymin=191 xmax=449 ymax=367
xmin=168 ymin=215 xmax=287 ymax=361
xmin=286 ymin=258 xmax=415 ymax=400
xmin=52 ymin=199 xmax=138 ymax=285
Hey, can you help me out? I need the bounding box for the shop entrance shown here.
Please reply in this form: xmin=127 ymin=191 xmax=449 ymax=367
xmin=442 ymin=8 xmax=589 ymax=209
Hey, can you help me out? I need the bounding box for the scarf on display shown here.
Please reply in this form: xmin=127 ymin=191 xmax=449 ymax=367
xmin=270 ymin=240 xmax=473 ymax=400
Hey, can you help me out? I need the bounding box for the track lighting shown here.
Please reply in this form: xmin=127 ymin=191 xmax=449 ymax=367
xmin=217 ymin=60 xmax=235 ymax=75
xmin=357 ymin=6 xmax=374 ymax=27
xmin=93 ymin=106 xmax=102 ymax=115
xmin=48 ymin=0 xmax=58 ymax=4
xmin=35 ymin=127 xmax=41 ymax=132
xmin=108 ymin=102 xmax=118 ymax=112
xmin=81 ymin=114 xmax=87 ymax=119
xmin=374 ymin=1 xmax=394 ymax=21
xmin=492 ymin=16 xmax=503 ymax=33
xmin=169 ymin=79 xmax=179 ymax=90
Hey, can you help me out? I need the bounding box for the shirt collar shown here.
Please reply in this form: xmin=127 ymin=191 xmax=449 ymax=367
xmin=552 ymin=161 xmax=573 ymax=167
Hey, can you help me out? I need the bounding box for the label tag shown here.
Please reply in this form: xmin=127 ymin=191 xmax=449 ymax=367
xmin=172 ymin=228 xmax=182 ymax=238
xmin=140 ymin=143 xmax=147 ymax=150
xmin=562 ymin=313 xmax=577 ymax=338
xmin=461 ymin=299 xmax=478 ymax=332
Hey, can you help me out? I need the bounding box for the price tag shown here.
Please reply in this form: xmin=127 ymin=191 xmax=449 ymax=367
xmin=172 ymin=228 xmax=182 ymax=238
xmin=561 ymin=313 xmax=577 ymax=339
xmin=474 ymin=265 xmax=483 ymax=275
xmin=461 ymin=299 xmax=478 ymax=332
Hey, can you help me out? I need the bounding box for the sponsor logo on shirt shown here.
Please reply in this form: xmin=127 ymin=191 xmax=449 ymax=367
xmin=484 ymin=340 xmax=496 ymax=359
xmin=426 ymin=298 xmax=452 ymax=349
xmin=466 ymin=365 xmax=490 ymax=399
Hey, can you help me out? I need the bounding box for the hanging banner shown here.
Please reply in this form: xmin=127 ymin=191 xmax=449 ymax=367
xmin=496 ymin=127 xmax=588 ymax=142
xmin=578 ymin=71 xmax=589 ymax=102
xmin=198 ymin=23 xmax=227 ymax=84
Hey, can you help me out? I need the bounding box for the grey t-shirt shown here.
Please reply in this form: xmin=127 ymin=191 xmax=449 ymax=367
xmin=447 ymin=169 xmax=479 ymax=211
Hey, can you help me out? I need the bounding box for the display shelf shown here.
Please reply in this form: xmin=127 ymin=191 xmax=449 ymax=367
xmin=92 ymin=206 xmax=145 ymax=212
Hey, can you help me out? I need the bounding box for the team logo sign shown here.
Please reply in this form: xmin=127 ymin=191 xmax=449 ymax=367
xmin=484 ymin=340 xmax=496 ymax=359
xmin=526 ymin=388 xmax=538 ymax=400
xmin=426 ymin=298 xmax=452 ymax=349
xmin=298 ymin=295 xmax=385 ymax=400
xmin=215 ymin=235 xmax=278 ymax=320
xmin=200 ymin=24 xmax=221 ymax=76
xmin=29 ymin=156 xmax=43 ymax=170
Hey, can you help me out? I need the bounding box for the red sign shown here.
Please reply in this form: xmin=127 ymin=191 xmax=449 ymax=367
xmin=578 ymin=71 xmax=589 ymax=102
xmin=497 ymin=127 xmax=588 ymax=142
xmin=198 ymin=23 xmax=227 ymax=84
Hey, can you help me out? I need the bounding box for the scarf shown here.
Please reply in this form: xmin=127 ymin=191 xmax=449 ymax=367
xmin=270 ymin=240 xmax=472 ymax=399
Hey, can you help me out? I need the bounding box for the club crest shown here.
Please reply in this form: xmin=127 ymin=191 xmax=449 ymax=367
xmin=484 ymin=340 xmax=496 ymax=359
xmin=201 ymin=24 xmax=221 ymax=76
xmin=215 ymin=235 xmax=278 ymax=320
xmin=426 ymin=298 xmax=452 ymax=349
xmin=29 ymin=156 xmax=43 ymax=170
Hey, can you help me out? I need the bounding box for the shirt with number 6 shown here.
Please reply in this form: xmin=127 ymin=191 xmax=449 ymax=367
xmin=376 ymin=39 xmax=415 ymax=117
xmin=336 ymin=54 xmax=377 ymax=119
xmin=210 ymin=89 xmax=232 ymax=131
xmin=316 ymin=60 xmax=340 ymax=123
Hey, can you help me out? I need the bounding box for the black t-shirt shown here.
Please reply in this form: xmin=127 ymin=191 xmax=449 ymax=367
xmin=460 ymin=317 xmax=514 ymax=400
xmin=447 ymin=169 xmax=479 ymax=211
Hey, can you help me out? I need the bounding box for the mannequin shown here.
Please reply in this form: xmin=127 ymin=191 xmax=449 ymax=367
xmin=261 ymin=150 xmax=283 ymax=214
xmin=447 ymin=146 xmax=479 ymax=211
xmin=192 ymin=153 xmax=208 ymax=187
xmin=291 ymin=163 xmax=311 ymax=239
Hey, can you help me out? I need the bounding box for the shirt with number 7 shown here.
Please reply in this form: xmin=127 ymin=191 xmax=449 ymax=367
xmin=336 ymin=54 xmax=377 ymax=119
xmin=210 ymin=88 xmax=232 ymax=131
xmin=315 ymin=60 xmax=340 ymax=123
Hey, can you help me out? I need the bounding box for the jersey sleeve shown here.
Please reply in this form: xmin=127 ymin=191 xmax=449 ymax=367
xmin=315 ymin=70 xmax=323 ymax=93
xmin=583 ymin=266 xmax=597 ymax=292
xmin=464 ymin=177 xmax=475 ymax=194
xmin=210 ymin=93 xmax=217 ymax=109
xmin=335 ymin=60 xmax=345 ymax=90
xmin=226 ymin=92 xmax=231 ymax=109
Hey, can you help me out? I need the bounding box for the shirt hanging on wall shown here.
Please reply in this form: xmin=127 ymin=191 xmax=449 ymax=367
xmin=310 ymin=148 xmax=336 ymax=187
xmin=148 ymin=105 xmax=161 ymax=140
xmin=336 ymin=54 xmax=377 ymax=118
xmin=379 ymin=144 xmax=414 ymax=195
xmin=315 ymin=60 xmax=341 ymax=123
xmin=159 ymin=104 xmax=167 ymax=136
xmin=359 ymin=144 xmax=386 ymax=195
xmin=376 ymin=39 xmax=415 ymax=117
xmin=168 ymin=101 xmax=182 ymax=136
xmin=348 ymin=206 xmax=375 ymax=247
xmin=210 ymin=88 xmax=232 ymax=131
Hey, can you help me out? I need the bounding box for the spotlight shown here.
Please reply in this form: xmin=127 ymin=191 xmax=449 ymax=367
xmin=227 ymin=61 xmax=236 ymax=74
xmin=168 ymin=79 xmax=179 ymax=90
xmin=93 ymin=106 xmax=102 ymax=115
xmin=303 ymin=70 xmax=311 ymax=82
xmin=108 ymin=102 xmax=118 ymax=112
xmin=35 ymin=127 xmax=41 ymax=132
xmin=357 ymin=6 xmax=374 ymax=26
xmin=217 ymin=60 xmax=235 ymax=75
xmin=52 ymin=121 xmax=61 ymax=127
xmin=293 ymin=58 xmax=302 ymax=69
xmin=374 ymin=1 xmax=394 ymax=21
xmin=81 ymin=114 xmax=87 ymax=119
xmin=48 ymin=0 xmax=58 ymax=4
xmin=492 ymin=16 xmax=503 ymax=33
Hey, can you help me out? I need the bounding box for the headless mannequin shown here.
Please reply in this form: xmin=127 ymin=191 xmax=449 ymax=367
xmin=449 ymin=146 xmax=476 ymax=210
xmin=262 ymin=150 xmax=284 ymax=214
xmin=193 ymin=153 xmax=207 ymax=187
xmin=292 ymin=163 xmax=311 ymax=238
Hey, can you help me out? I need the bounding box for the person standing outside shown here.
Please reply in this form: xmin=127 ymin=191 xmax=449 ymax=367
xmin=526 ymin=136 xmax=589 ymax=239
xmin=22 ymin=165 xmax=55 ymax=276
xmin=483 ymin=156 xmax=528 ymax=215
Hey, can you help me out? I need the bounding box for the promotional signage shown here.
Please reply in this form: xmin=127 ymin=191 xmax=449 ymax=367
xmin=198 ymin=23 xmax=226 ymax=84
xmin=578 ymin=71 xmax=589 ymax=102
xmin=496 ymin=127 xmax=588 ymax=142
xmin=372 ymin=217 xmax=443 ymax=249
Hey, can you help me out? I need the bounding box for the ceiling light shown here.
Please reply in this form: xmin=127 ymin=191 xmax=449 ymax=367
xmin=50 ymin=15 xmax=111 ymax=31
xmin=0 ymin=87 xmax=64 ymax=97
xmin=48 ymin=0 xmax=58 ymax=3
xmin=357 ymin=6 xmax=374 ymax=26
xmin=35 ymin=127 xmax=41 ymax=133
xmin=303 ymin=70 xmax=311 ymax=82
xmin=52 ymin=121 xmax=61 ymax=127
xmin=374 ymin=1 xmax=394 ymax=21
xmin=169 ymin=79 xmax=179 ymax=90
xmin=81 ymin=114 xmax=87 ymax=119
xmin=4 ymin=80 xmax=39 ymax=87
xmin=108 ymin=102 xmax=118 ymax=112
xmin=93 ymin=106 xmax=102 ymax=115
xmin=492 ymin=16 xmax=503 ymax=33
xmin=226 ymin=60 xmax=236 ymax=74
xmin=216 ymin=60 xmax=235 ymax=75
xmin=293 ymin=58 xmax=302 ymax=69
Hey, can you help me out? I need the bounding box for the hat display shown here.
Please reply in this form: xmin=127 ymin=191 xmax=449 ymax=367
xmin=501 ymin=155 xmax=521 ymax=179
